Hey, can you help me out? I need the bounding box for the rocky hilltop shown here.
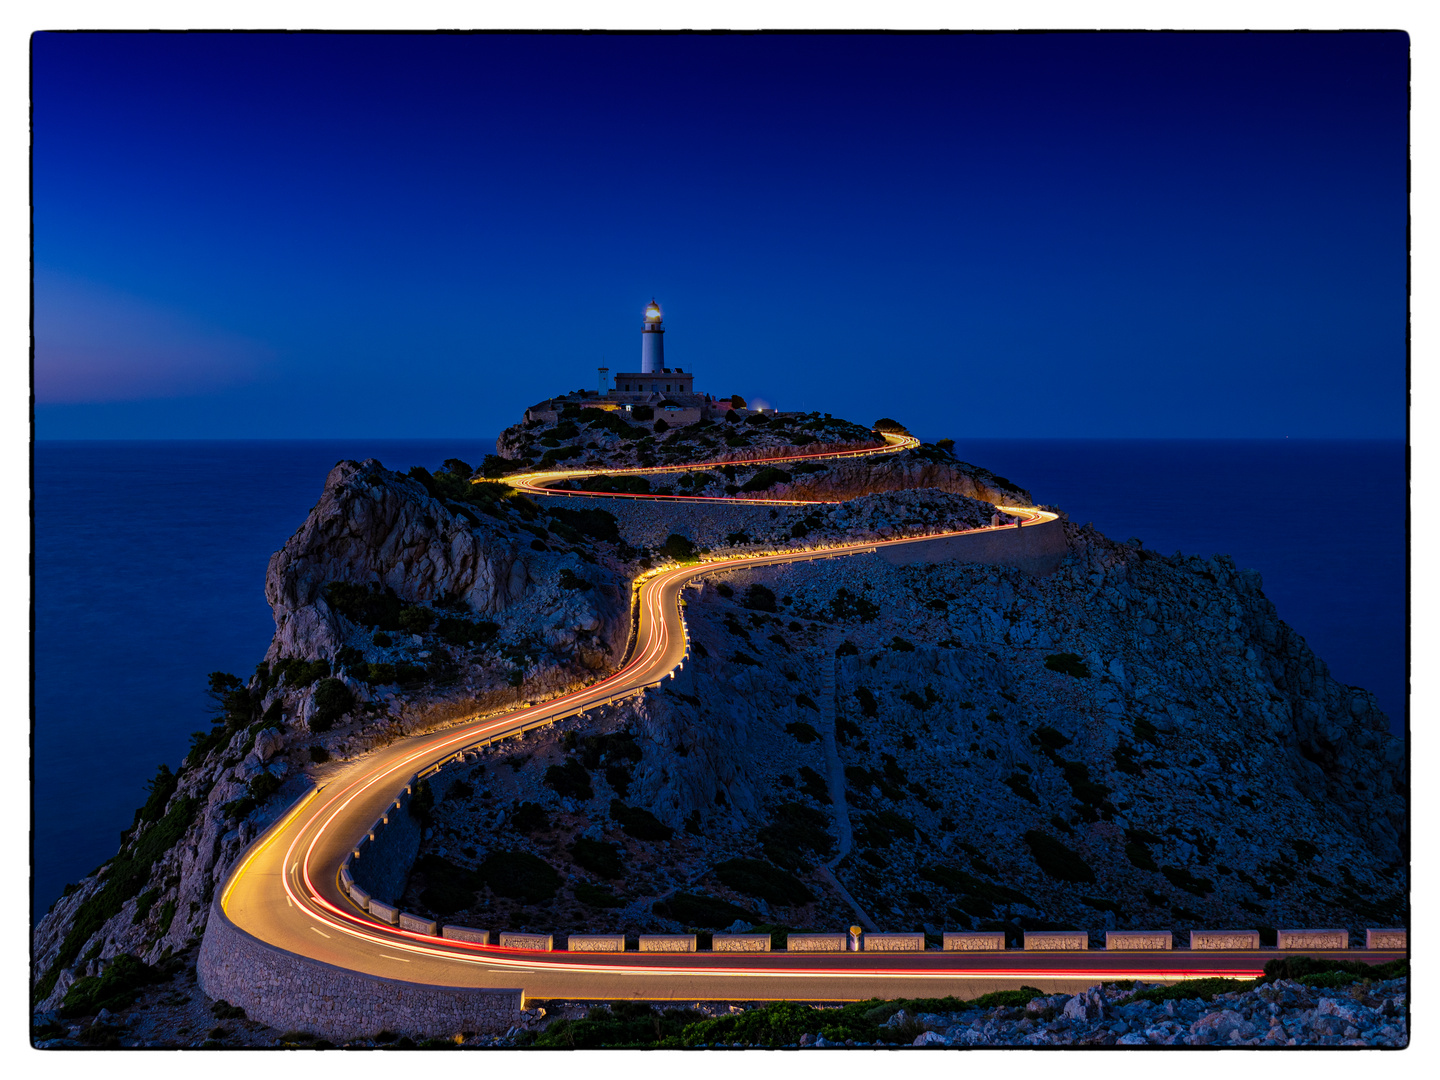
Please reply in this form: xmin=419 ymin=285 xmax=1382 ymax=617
xmin=33 ymin=412 xmax=1407 ymax=1039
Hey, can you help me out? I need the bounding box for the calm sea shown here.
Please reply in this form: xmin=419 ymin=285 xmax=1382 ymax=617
xmin=33 ymin=438 xmax=1406 ymax=910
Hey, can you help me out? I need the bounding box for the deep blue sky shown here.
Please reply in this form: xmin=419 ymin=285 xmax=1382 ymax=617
xmin=33 ymin=32 xmax=1408 ymax=439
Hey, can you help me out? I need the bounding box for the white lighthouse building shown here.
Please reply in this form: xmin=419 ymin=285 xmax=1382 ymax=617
xmin=640 ymin=299 xmax=664 ymax=373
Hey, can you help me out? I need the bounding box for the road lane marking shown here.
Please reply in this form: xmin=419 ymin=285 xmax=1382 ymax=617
xmin=379 ymin=953 xmax=411 ymax=962
xmin=310 ymin=927 xmax=330 ymax=938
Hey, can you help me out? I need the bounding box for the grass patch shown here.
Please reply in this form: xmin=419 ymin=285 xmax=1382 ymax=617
xmin=60 ymin=954 xmax=168 ymax=1018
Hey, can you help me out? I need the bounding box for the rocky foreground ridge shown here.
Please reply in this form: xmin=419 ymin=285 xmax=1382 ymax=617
xmin=33 ymin=414 xmax=1407 ymax=1045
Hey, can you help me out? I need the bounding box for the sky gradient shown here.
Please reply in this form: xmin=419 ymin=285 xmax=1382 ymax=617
xmin=33 ymin=32 xmax=1408 ymax=440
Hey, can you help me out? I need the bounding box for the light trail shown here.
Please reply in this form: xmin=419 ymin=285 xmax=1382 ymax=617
xmin=217 ymin=430 xmax=1388 ymax=1001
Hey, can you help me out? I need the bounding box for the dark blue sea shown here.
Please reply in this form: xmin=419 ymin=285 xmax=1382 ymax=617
xmin=33 ymin=439 xmax=1406 ymax=910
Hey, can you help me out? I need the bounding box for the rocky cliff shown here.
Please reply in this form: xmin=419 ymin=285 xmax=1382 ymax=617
xmin=33 ymin=430 xmax=1407 ymax=1025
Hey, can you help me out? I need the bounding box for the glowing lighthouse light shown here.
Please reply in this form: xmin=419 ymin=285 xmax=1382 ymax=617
xmin=641 ymin=299 xmax=665 ymax=373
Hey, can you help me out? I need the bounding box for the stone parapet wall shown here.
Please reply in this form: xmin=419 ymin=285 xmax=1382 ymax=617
xmin=197 ymin=901 xmax=522 ymax=1040
xmin=1024 ymin=931 xmax=1088 ymax=950
xmin=1277 ymin=929 xmax=1348 ymax=950
xmin=876 ymin=517 xmax=1068 ymax=576
xmin=863 ymin=933 xmax=924 ymax=952
xmin=1191 ymin=930 xmax=1261 ymax=950
xmin=442 ymin=926 xmax=490 ymax=945
xmin=639 ymin=934 xmax=696 ymax=952
xmin=1106 ymin=931 xmax=1173 ymax=951
xmin=944 ymin=932 xmax=1006 ymax=951
xmin=499 ymin=932 xmax=553 ymax=951
xmin=1367 ymin=929 xmax=1406 ymax=950
xmin=568 ymin=935 xmax=625 ymax=952
xmin=713 ymin=934 xmax=771 ymax=952
xmin=787 ymin=933 xmax=846 ymax=952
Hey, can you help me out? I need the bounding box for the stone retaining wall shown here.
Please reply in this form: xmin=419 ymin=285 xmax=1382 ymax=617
xmin=197 ymin=901 xmax=522 ymax=1040
xmin=347 ymin=785 xmax=421 ymax=905
xmin=875 ymin=517 xmax=1069 ymax=576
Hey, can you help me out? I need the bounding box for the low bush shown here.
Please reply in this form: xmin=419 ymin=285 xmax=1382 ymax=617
xmin=854 ymin=686 xmax=878 ymax=718
xmin=579 ymin=473 xmax=651 ymax=494
xmin=743 ymin=583 xmax=777 ymax=612
xmin=544 ymin=758 xmax=593 ymax=801
xmin=1044 ymin=653 xmax=1091 ymax=678
xmin=1161 ymin=865 xmax=1214 ymax=896
xmin=655 ymin=893 xmax=757 ymax=928
xmin=609 ymin=800 xmax=674 ymax=841
xmin=510 ymin=801 xmax=551 ymax=834
xmin=414 ymin=854 xmax=483 ymax=915
xmin=310 ymin=678 xmax=355 ymax=732
xmin=713 ymin=858 xmax=813 ymax=906
xmin=435 ymin=616 xmax=499 ymax=647
xmin=757 ymin=802 xmax=834 ymax=867
xmin=570 ymin=838 xmax=624 ymax=879
xmin=797 ymin=766 xmax=830 ymax=803
xmin=557 ymin=568 xmax=593 ymax=592
xmin=573 ymin=881 xmax=625 ymax=909
xmin=835 ymin=640 xmax=858 ymax=657
xmin=785 ymin=721 xmax=820 ymax=744
xmin=1023 ymin=830 xmax=1096 ymax=883
xmin=60 ymin=954 xmax=167 ymax=1018
xmin=322 ymin=582 xmax=406 ymax=630
xmin=659 ymin=534 xmax=696 ymax=562
xmin=830 ymin=588 xmax=880 ymax=622
xmin=476 ymin=850 xmax=558 ymax=904
xmin=546 ymin=506 xmax=620 ymax=543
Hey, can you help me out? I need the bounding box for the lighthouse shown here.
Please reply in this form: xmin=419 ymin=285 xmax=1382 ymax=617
xmin=640 ymin=299 xmax=664 ymax=373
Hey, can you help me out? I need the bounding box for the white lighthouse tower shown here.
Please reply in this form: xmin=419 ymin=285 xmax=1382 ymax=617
xmin=640 ymin=299 xmax=664 ymax=373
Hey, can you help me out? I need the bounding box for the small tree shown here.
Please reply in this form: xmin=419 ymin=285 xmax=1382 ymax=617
xmin=730 ymin=395 xmax=746 ymax=409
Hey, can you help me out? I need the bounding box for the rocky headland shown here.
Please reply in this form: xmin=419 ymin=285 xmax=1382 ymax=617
xmin=32 ymin=409 xmax=1407 ymax=1047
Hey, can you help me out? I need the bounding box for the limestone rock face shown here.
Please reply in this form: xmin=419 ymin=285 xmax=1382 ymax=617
xmin=763 ymin=456 xmax=1033 ymax=508
xmin=264 ymin=459 xmax=532 ymax=662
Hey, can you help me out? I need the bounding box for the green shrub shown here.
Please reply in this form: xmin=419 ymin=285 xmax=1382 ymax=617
xmin=248 ymin=771 xmax=282 ymax=802
xmin=1003 ymin=772 xmax=1040 ymax=805
xmin=211 ymin=1000 xmax=246 ymax=1020
xmin=435 ymin=616 xmax=499 ymax=647
xmin=322 ymin=582 xmax=406 ymax=630
xmin=510 ymin=801 xmax=551 ymax=834
xmin=873 ymin=418 xmax=908 ymax=433
xmin=476 ymin=851 xmax=558 ymax=903
xmin=414 ymin=854 xmax=483 ymax=915
xmin=570 ymin=838 xmax=624 ymax=879
xmin=397 ymin=605 xmax=435 ymax=634
xmin=713 ymin=859 xmax=813 ymax=906
xmin=536 ymin=1003 xmax=705 ymax=1049
xmin=1044 ymin=653 xmax=1091 ymax=678
xmin=1023 ymin=830 xmax=1096 ymax=883
xmin=796 ymin=766 xmax=830 ymax=803
xmin=830 ymin=588 xmax=880 ymax=622
xmin=1033 ymin=725 xmax=1071 ymax=750
xmin=538 ymin=445 xmax=583 ymax=468
xmin=835 ymin=640 xmax=858 ymax=657
xmin=546 ymin=506 xmax=620 ymax=543
xmin=610 ymin=800 xmax=674 ymax=841
xmin=784 ymin=721 xmax=820 ymax=744
xmin=544 ymin=758 xmax=593 ymax=800
xmin=854 ymin=686 xmax=879 ymax=717
xmin=730 ymin=651 xmax=762 ymax=666
xmin=573 ymin=881 xmax=625 ymax=908
xmin=743 ymin=583 xmax=778 ymax=611
xmin=60 ymin=954 xmax=167 ymax=1018
xmin=1125 ymin=841 xmax=1159 ymax=872
xmin=756 ymin=802 xmax=834 ymax=867
xmin=131 ymin=888 xmax=160 ymax=924
xmin=1161 ymin=865 xmax=1213 ymax=896
xmin=655 ymin=893 xmax=756 ymax=928
xmin=310 ymin=678 xmax=355 ymax=732
xmin=579 ymin=473 xmax=651 ymax=494
xmin=557 ymin=568 xmax=593 ymax=592
xmin=133 ymin=765 xmax=178 ymax=827
xmin=659 ymin=534 xmax=696 ymax=561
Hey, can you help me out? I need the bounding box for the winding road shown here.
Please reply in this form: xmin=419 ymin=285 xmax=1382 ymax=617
xmin=213 ymin=432 xmax=1396 ymax=1005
